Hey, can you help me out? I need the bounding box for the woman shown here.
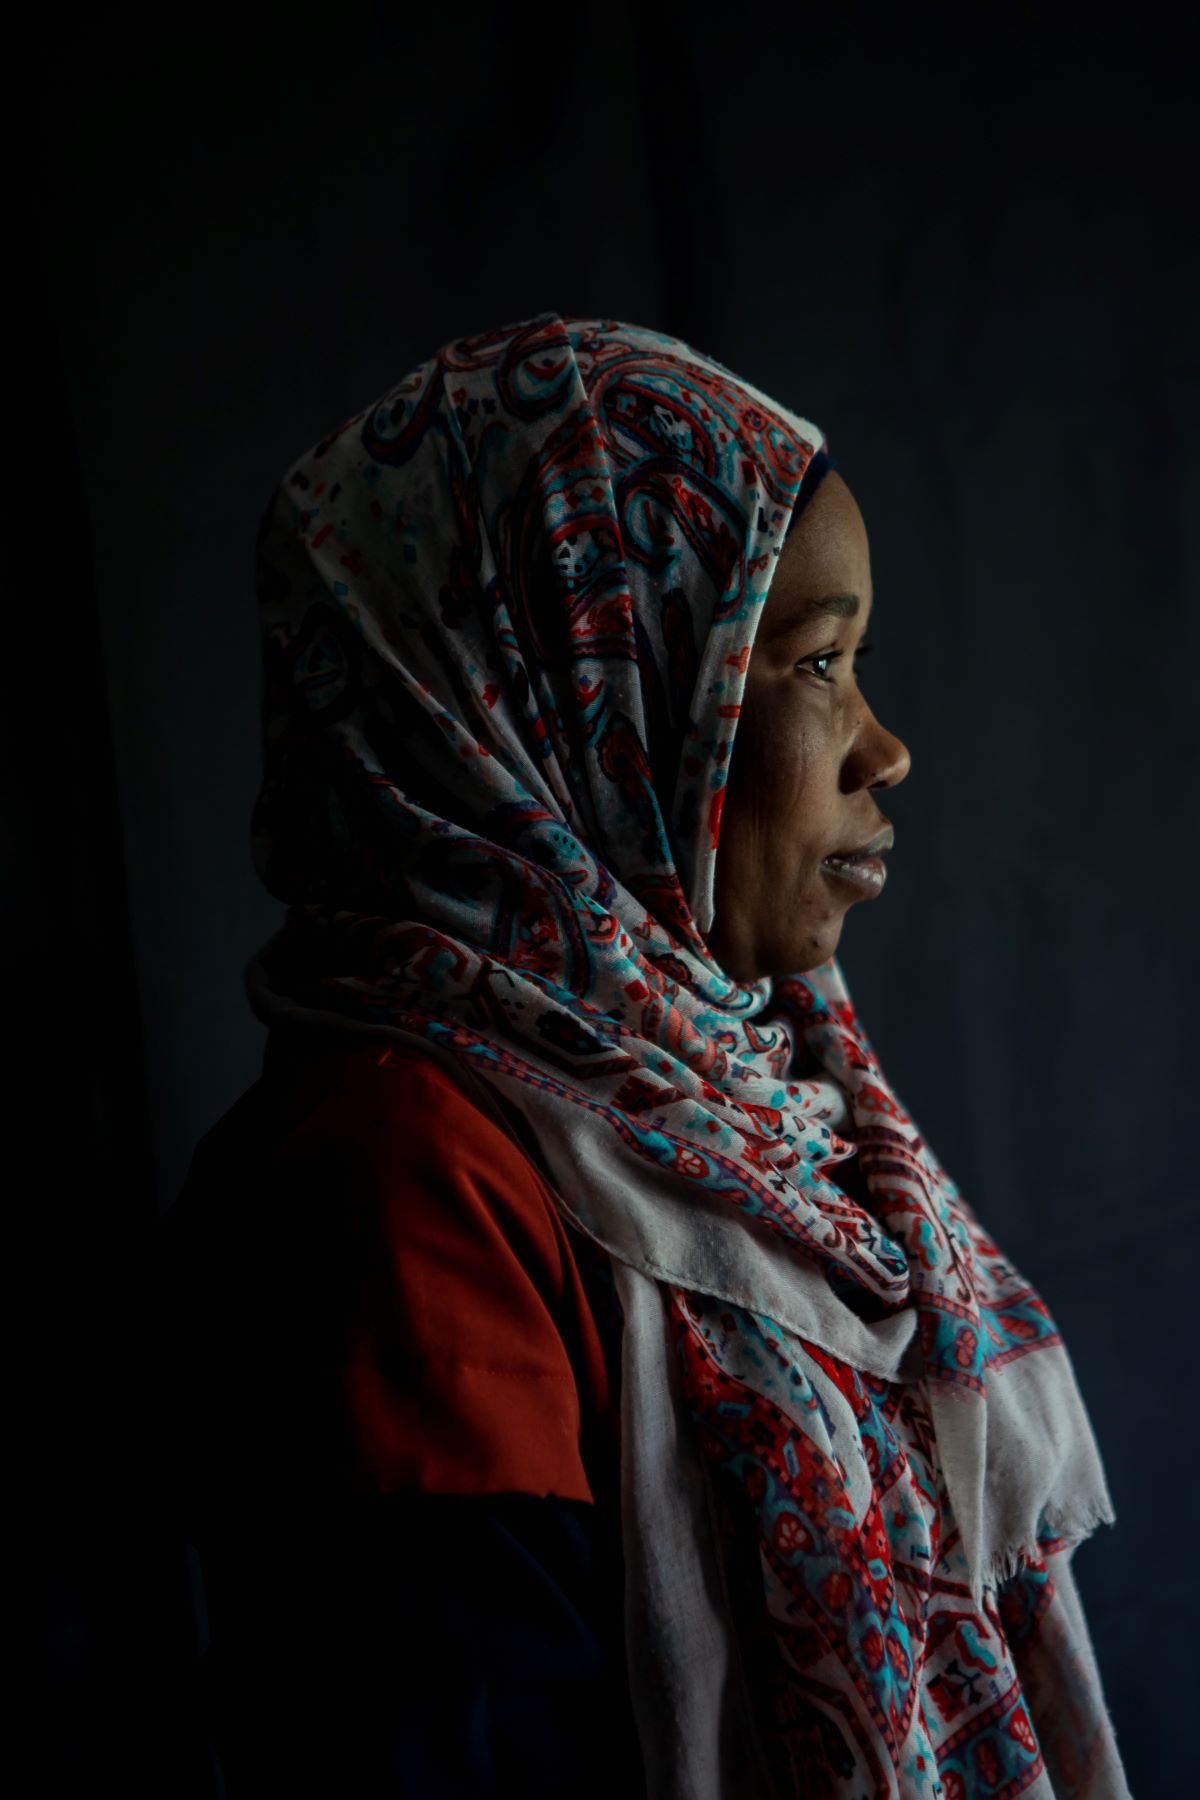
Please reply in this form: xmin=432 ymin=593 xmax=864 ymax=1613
xmin=162 ymin=312 xmax=1131 ymax=1798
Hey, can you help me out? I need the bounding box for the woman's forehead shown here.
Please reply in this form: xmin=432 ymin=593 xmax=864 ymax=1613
xmin=766 ymin=476 xmax=871 ymax=615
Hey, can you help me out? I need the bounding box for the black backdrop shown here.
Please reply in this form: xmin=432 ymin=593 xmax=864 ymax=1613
xmin=19 ymin=2 xmax=1197 ymax=1792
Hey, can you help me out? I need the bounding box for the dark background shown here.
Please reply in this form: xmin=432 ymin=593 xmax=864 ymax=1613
xmin=17 ymin=1 xmax=1196 ymax=1791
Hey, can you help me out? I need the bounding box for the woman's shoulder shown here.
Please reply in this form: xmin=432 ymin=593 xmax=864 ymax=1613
xmin=174 ymin=1031 xmax=557 ymax=1252
xmin=172 ymin=1029 xmax=576 ymax=1314
xmin=163 ymin=1030 xmax=616 ymax=1506
xmin=189 ymin=1030 xmax=531 ymax=1170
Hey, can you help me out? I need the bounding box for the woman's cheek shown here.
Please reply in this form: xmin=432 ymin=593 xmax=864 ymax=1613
xmin=765 ymin=723 xmax=815 ymax=815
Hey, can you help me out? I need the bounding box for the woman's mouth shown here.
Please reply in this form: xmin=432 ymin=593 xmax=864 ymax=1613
xmin=820 ymin=852 xmax=887 ymax=893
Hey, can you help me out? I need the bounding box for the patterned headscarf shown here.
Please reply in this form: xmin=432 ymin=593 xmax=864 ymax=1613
xmin=244 ymin=313 xmax=1124 ymax=1797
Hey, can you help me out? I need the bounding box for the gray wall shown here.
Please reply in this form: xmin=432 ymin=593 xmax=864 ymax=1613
xmin=28 ymin=2 xmax=1195 ymax=1790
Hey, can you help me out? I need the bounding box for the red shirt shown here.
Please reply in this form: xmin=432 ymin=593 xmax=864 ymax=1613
xmin=168 ymin=1032 xmax=621 ymax=1514
xmin=163 ymin=1032 xmax=646 ymax=1795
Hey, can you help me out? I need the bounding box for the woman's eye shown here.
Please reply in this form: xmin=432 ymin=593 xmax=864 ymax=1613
xmin=798 ymin=640 xmax=874 ymax=685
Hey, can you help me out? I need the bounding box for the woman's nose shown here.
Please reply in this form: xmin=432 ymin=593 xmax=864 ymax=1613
xmin=846 ymin=708 xmax=911 ymax=792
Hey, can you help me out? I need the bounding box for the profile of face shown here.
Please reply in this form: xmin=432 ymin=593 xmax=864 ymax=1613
xmin=704 ymin=471 xmax=911 ymax=982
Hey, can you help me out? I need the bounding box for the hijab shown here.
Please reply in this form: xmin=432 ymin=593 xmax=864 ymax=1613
xmin=243 ymin=311 xmax=1121 ymax=1797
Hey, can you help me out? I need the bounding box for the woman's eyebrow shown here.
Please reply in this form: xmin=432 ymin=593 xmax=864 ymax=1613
xmin=761 ymin=591 xmax=864 ymax=641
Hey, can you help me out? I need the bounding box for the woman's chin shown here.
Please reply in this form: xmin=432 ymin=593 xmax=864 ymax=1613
xmin=706 ymin=901 xmax=845 ymax=981
xmin=763 ymin=917 xmax=845 ymax=980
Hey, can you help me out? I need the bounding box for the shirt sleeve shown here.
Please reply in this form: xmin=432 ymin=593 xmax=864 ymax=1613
xmin=160 ymin=1044 xmax=640 ymax=1796
xmin=312 ymin=1047 xmax=604 ymax=1500
xmin=163 ymin=1041 xmax=610 ymax=1519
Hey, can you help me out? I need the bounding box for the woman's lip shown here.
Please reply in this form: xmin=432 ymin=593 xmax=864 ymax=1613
xmin=821 ymin=854 xmax=887 ymax=893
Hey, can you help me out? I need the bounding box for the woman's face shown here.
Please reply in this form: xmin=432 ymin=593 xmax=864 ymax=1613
xmin=705 ymin=471 xmax=911 ymax=981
